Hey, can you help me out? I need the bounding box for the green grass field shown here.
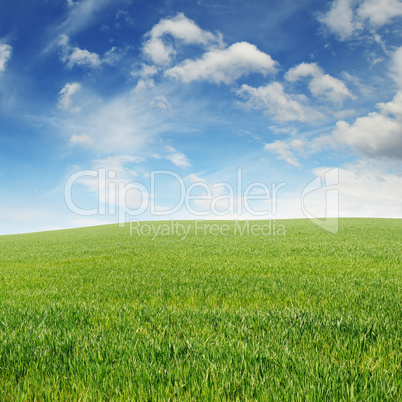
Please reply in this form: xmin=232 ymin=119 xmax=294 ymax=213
xmin=0 ymin=218 xmax=401 ymax=400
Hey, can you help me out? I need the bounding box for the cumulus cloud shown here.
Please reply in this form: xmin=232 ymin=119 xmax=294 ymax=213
xmin=0 ymin=42 xmax=12 ymax=72
xmin=143 ymin=13 xmax=222 ymax=66
xmin=285 ymin=62 xmax=354 ymax=103
xmin=58 ymin=82 xmax=82 ymax=112
xmin=58 ymin=34 xmax=113 ymax=69
xmin=59 ymin=34 xmax=101 ymax=69
xmin=318 ymin=0 xmax=358 ymax=40
xmin=391 ymin=46 xmax=402 ymax=87
xmin=357 ymin=0 xmax=402 ymax=26
xmin=319 ymin=0 xmax=402 ymax=40
xmin=237 ymin=82 xmax=321 ymax=122
xmin=165 ymin=145 xmax=191 ymax=168
xmin=264 ymin=139 xmax=304 ymax=167
xmin=65 ymin=46 xmax=101 ymax=69
xmin=166 ymin=42 xmax=276 ymax=84
xmin=317 ymin=91 xmax=402 ymax=160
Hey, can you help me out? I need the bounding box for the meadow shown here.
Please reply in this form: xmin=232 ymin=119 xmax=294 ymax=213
xmin=0 ymin=218 xmax=401 ymax=400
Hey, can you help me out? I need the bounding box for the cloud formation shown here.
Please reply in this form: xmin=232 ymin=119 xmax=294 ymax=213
xmin=0 ymin=42 xmax=12 ymax=72
xmin=165 ymin=145 xmax=191 ymax=168
xmin=391 ymin=46 xmax=402 ymax=87
xmin=143 ymin=13 xmax=222 ymax=66
xmin=319 ymin=0 xmax=402 ymax=40
xmin=318 ymin=0 xmax=359 ymax=40
xmin=70 ymin=134 xmax=93 ymax=146
xmin=58 ymin=82 xmax=82 ymax=112
xmin=151 ymin=96 xmax=171 ymax=112
xmin=317 ymin=91 xmax=402 ymax=160
xmin=60 ymin=0 xmax=121 ymax=36
xmin=237 ymin=82 xmax=321 ymax=122
xmin=165 ymin=42 xmax=277 ymax=84
xmin=358 ymin=0 xmax=402 ymax=26
xmin=58 ymin=34 xmax=122 ymax=69
xmin=54 ymin=88 xmax=175 ymax=154
xmin=264 ymin=139 xmax=304 ymax=167
xmin=285 ymin=62 xmax=354 ymax=103
xmin=59 ymin=34 xmax=101 ymax=69
xmin=325 ymin=162 xmax=402 ymax=217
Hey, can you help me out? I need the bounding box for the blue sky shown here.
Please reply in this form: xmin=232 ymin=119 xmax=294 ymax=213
xmin=1 ymin=0 xmax=402 ymax=234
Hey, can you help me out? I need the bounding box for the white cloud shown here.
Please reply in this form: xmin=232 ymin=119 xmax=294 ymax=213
xmin=317 ymin=91 xmax=402 ymax=160
xmin=58 ymin=82 xmax=82 ymax=112
xmin=325 ymin=162 xmax=402 ymax=217
xmin=0 ymin=42 xmax=12 ymax=72
xmin=144 ymin=37 xmax=172 ymax=66
xmin=264 ymin=139 xmax=303 ymax=167
xmin=270 ymin=162 xmax=402 ymax=219
xmin=134 ymin=79 xmax=155 ymax=91
xmin=319 ymin=0 xmax=402 ymax=40
xmin=165 ymin=42 xmax=277 ymax=84
xmin=61 ymin=0 xmax=121 ymax=36
xmin=237 ymin=82 xmax=321 ymax=122
xmin=70 ymin=134 xmax=93 ymax=146
xmin=143 ymin=13 xmax=222 ymax=66
xmin=285 ymin=62 xmax=354 ymax=103
xmin=53 ymin=88 xmax=175 ymax=154
xmin=59 ymin=34 xmax=102 ymax=69
xmin=132 ymin=63 xmax=158 ymax=78
xmin=92 ymin=155 xmax=142 ymax=173
xmin=357 ymin=0 xmax=402 ymax=26
xmin=66 ymin=47 xmax=101 ymax=69
xmin=318 ymin=0 xmax=358 ymax=40
xmin=391 ymin=46 xmax=402 ymax=87
xmin=165 ymin=145 xmax=191 ymax=168
xmin=131 ymin=63 xmax=158 ymax=90
xmin=103 ymin=47 xmax=124 ymax=66
xmin=151 ymin=96 xmax=171 ymax=112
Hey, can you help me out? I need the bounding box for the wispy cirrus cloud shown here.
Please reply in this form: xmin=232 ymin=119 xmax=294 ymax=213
xmin=60 ymin=0 xmax=123 ymax=36
xmin=265 ymin=139 xmax=304 ymax=167
xmin=237 ymin=82 xmax=322 ymax=122
xmin=52 ymin=87 xmax=175 ymax=155
xmin=165 ymin=145 xmax=191 ymax=168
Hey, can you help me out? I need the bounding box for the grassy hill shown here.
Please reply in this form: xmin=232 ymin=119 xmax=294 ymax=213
xmin=0 ymin=219 xmax=401 ymax=400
